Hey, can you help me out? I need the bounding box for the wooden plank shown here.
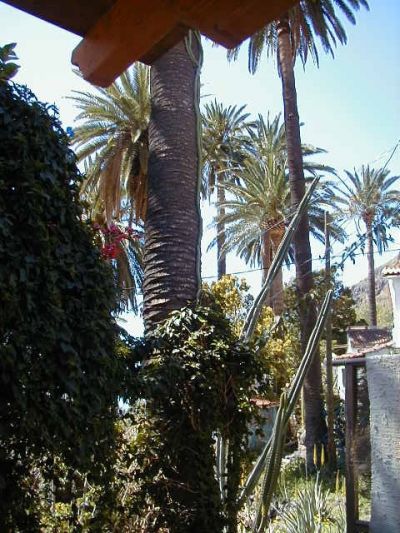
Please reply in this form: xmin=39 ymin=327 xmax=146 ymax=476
xmin=332 ymin=357 xmax=366 ymax=367
xmin=345 ymin=364 xmax=359 ymax=533
xmin=72 ymin=0 xmax=300 ymax=85
xmin=2 ymin=0 xmax=116 ymax=36
xmin=179 ymin=0 xmax=298 ymax=48
xmin=5 ymin=0 xmax=301 ymax=84
xmin=71 ymin=0 xmax=184 ymax=86
xmin=5 ymin=0 xmax=298 ymax=46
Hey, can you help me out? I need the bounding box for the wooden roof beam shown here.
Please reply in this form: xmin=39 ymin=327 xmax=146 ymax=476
xmin=72 ymin=0 xmax=299 ymax=87
xmin=72 ymin=0 xmax=186 ymax=87
xmin=179 ymin=0 xmax=298 ymax=48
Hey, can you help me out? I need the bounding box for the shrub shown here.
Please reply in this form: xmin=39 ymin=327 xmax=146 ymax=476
xmin=0 ymin=81 xmax=121 ymax=528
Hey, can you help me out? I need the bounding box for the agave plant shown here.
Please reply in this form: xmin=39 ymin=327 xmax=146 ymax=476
xmin=273 ymin=473 xmax=346 ymax=532
xmin=215 ymin=178 xmax=333 ymax=531
xmin=238 ymin=290 xmax=332 ymax=532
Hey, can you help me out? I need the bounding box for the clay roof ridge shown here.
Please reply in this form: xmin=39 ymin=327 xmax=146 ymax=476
xmin=335 ymin=339 xmax=394 ymax=359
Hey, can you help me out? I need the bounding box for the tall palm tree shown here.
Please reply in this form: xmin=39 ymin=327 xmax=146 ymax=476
xmin=229 ymin=0 xmax=369 ymax=464
xmin=333 ymin=165 xmax=400 ymax=326
xmin=202 ymin=100 xmax=252 ymax=278
xmin=142 ymin=34 xmax=229 ymax=531
xmin=212 ymin=117 xmax=342 ymax=314
xmin=71 ymin=63 xmax=150 ymax=224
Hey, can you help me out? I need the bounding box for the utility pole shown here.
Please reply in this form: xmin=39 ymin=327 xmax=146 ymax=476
xmin=325 ymin=211 xmax=337 ymax=470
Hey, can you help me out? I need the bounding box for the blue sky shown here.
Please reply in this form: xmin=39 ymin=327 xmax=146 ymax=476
xmin=1 ymin=0 xmax=399 ymax=333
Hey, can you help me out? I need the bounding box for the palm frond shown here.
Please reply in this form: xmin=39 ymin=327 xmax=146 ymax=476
xmin=229 ymin=0 xmax=368 ymax=72
xmin=70 ymin=62 xmax=150 ymax=225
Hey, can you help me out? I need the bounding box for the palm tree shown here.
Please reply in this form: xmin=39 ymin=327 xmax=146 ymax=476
xmin=229 ymin=0 xmax=369 ymax=464
xmin=333 ymin=165 xmax=400 ymax=326
xmin=202 ymin=100 xmax=252 ymax=278
xmin=142 ymin=34 xmax=229 ymax=531
xmin=71 ymin=63 xmax=150 ymax=225
xmin=70 ymin=64 xmax=150 ymax=311
xmin=212 ymin=115 xmax=343 ymax=315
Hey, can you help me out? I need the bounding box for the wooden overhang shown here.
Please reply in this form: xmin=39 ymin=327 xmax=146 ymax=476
xmin=2 ymin=0 xmax=297 ymax=86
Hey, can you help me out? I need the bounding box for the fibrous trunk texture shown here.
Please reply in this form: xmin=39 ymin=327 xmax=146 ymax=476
xmin=262 ymin=228 xmax=271 ymax=279
xmin=270 ymin=225 xmax=285 ymax=315
xmin=143 ymin=39 xmax=201 ymax=332
xmin=277 ymin=14 xmax=325 ymax=467
xmin=217 ymin=183 xmax=226 ymax=279
xmin=262 ymin=229 xmax=274 ymax=309
xmin=367 ymin=354 xmax=400 ymax=532
xmin=366 ymin=222 xmax=377 ymax=326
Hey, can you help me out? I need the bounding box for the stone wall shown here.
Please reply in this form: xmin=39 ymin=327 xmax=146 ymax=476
xmin=366 ymin=354 xmax=400 ymax=532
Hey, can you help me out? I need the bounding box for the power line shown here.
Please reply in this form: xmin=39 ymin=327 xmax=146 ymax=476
xmin=366 ymin=139 xmax=400 ymax=169
xmin=381 ymin=140 xmax=400 ymax=173
xmin=123 ymin=238 xmax=400 ymax=293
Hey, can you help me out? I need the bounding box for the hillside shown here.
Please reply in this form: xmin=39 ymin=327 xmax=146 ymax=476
xmin=351 ymin=253 xmax=399 ymax=327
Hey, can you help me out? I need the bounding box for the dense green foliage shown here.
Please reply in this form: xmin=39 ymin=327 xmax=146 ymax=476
xmin=204 ymin=275 xmax=301 ymax=398
xmin=0 ymin=81 xmax=123 ymax=528
xmin=131 ymin=305 xmax=266 ymax=532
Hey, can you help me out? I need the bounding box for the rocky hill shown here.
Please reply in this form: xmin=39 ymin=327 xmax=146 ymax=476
xmin=351 ymin=253 xmax=399 ymax=327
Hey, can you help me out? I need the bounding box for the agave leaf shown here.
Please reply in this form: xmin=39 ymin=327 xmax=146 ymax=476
xmin=238 ymin=290 xmax=333 ymax=507
xmin=216 ymin=432 xmax=228 ymax=501
xmin=253 ymin=392 xmax=288 ymax=532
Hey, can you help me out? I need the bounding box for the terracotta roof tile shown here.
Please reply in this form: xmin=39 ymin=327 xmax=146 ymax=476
xmin=382 ymin=260 xmax=400 ymax=276
xmin=335 ymin=340 xmax=393 ymax=360
xmin=347 ymin=327 xmax=392 ymax=349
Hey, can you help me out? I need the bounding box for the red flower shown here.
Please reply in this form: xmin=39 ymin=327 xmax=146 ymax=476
xmin=101 ymin=243 xmax=120 ymax=260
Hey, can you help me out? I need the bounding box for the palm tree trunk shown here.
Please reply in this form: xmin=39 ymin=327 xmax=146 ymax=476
xmin=277 ymin=14 xmax=326 ymax=467
xmin=217 ymin=183 xmax=226 ymax=279
xmin=270 ymin=225 xmax=285 ymax=315
xmin=366 ymin=221 xmax=377 ymax=326
xmin=262 ymin=229 xmax=271 ymax=283
xmin=142 ymin=37 xmax=226 ymax=531
xmin=143 ymin=38 xmax=201 ymax=331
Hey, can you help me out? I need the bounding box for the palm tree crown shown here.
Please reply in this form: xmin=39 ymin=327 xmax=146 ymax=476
xmin=201 ymin=99 xmax=253 ymax=278
xmin=231 ymin=0 xmax=369 ymax=73
xmin=333 ymin=165 xmax=400 ymax=326
xmin=70 ymin=63 xmax=150 ymax=224
xmin=70 ymin=63 xmax=150 ymax=313
xmin=212 ymin=114 xmax=342 ymax=267
xmin=211 ymin=114 xmax=343 ymax=314
xmin=202 ymin=99 xmax=252 ymax=197
xmin=334 ymin=165 xmax=400 ymax=250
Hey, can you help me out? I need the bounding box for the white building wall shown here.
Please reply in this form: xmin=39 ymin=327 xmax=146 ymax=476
xmin=387 ymin=276 xmax=400 ymax=348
